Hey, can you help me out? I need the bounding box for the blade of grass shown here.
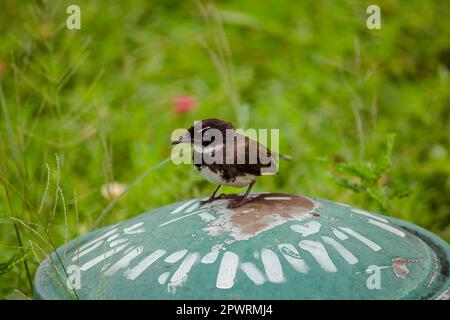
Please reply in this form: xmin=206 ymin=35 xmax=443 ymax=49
xmin=2 ymin=183 xmax=33 ymax=293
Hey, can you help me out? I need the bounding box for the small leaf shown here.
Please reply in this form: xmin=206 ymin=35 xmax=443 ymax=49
xmin=331 ymin=161 xmax=378 ymax=182
xmin=367 ymin=188 xmax=389 ymax=213
xmin=376 ymin=133 xmax=396 ymax=174
xmin=329 ymin=173 xmax=365 ymax=192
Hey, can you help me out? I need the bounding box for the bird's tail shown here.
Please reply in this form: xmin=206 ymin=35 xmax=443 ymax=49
xmin=279 ymin=154 xmax=292 ymax=161
xmin=271 ymin=152 xmax=292 ymax=161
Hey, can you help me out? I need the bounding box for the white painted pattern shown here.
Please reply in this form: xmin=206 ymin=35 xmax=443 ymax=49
xmin=76 ymin=228 xmax=118 ymax=252
xmin=240 ymin=262 xmax=265 ymax=285
xmin=201 ymin=250 xmax=220 ymax=264
xmin=164 ymin=249 xmax=188 ymax=263
xmin=170 ymin=199 xmax=197 ymax=214
xmin=184 ymin=202 xmax=201 ymax=213
xmin=168 ymin=252 xmax=200 ymax=293
xmin=216 ymin=251 xmax=239 ymax=289
xmin=80 ymin=243 xmax=128 ymax=271
xmin=321 ymin=236 xmax=359 ymax=265
xmin=125 ymin=228 xmax=145 ymax=235
xmin=198 ymin=211 xmax=216 ymax=222
xmin=124 ymin=222 xmax=144 ymax=234
xmin=107 ymin=234 xmax=120 ymax=242
xmin=69 ymin=198 xmax=404 ymax=292
xmin=109 ymin=238 xmax=128 ymax=247
xmin=125 ymin=249 xmax=166 ymax=280
xmin=298 ymin=240 xmax=338 ymax=272
xmin=277 ymin=243 xmax=310 ymax=273
xmin=290 ymin=221 xmax=321 ymax=237
xmin=158 ymin=272 xmax=170 ymax=285
xmin=368 ymin=219 xmax=405 ymax=237
xmin=104 ymin=246 xmax=143 ymax=276
xmin=261 ymin=248 xmax=285 ymax=283
xmin=158 ymin=210 xmax=207 ymax=228
xmin=351 ymin=208 xmax=389 ymax=223
xmin=72 ymin=240 xmax=105 ymax=261
xmin=332 ymin=228 xmax=349 ymax=240
xmin=339 ymin=227 xmax=382 ymax=252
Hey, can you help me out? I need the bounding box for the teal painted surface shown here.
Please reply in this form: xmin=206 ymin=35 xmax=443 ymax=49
xmin=34 ymin=194 xmax=450 ymax=300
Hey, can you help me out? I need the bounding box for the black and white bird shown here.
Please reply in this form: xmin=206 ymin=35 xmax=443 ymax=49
xmin=171 ymin=118 xmax=290 ymax=208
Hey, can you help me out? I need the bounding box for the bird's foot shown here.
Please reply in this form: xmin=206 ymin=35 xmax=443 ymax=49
xmin=199 ymin=198 xmax=214 ymax=206
xmin=199 ymin=193 xmax=226 ymax=206
xmin=226 ymin=196 xmax=252 ymax=209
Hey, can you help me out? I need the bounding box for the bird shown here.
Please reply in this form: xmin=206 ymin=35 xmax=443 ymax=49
xmin=171 ymin=118 xmax=290 ymax=208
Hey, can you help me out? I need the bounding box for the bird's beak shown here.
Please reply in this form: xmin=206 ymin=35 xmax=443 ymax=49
xmin=171 ymin=134 xmax=191 ymax=145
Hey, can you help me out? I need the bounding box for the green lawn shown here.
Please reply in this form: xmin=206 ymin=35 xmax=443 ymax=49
xmin=0 ymin=0 xmax=449 ymax=299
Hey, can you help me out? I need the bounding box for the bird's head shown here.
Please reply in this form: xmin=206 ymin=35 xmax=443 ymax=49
xmin=171 ymin=118 xmax=235 ymax=146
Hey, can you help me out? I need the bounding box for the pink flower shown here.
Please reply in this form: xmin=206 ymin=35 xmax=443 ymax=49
xmin=173 ymin=94 xmax=198 ymax=115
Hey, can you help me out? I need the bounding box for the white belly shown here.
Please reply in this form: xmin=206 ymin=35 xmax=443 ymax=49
xmin=199 ymin=166 xmax=255 ymax=187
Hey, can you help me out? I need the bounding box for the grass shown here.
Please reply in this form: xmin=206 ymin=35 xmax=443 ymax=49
xmin=0 ymin=0 xmax=449 ymax=299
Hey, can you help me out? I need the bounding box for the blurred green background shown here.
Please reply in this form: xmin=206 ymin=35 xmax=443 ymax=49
xmin=0 ymin=0 xmax=449 ymax=299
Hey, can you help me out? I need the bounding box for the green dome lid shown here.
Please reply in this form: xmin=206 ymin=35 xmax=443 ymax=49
xmin=34 ymin=193 xmax=450 ymax=300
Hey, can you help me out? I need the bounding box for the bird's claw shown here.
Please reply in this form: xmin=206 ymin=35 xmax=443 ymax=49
xmin=199 ymin=198 xmax=213 ymax=206
xmin=199 ymin=193 xmax=226 ymax=206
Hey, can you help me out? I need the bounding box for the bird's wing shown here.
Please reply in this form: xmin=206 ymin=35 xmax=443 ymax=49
xmin=224 ymin=133 xmax=278 ymax=176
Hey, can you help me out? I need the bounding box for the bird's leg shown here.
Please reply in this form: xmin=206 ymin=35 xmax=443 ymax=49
xmin=227 ymin=181 xmax=255 ymax=209
xmin=200 ymin=185 xmax=222 ymax=205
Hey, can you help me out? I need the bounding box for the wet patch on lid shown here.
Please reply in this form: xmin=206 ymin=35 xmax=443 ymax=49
xmin=201 ymin=193 xmax=320 ymax=241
